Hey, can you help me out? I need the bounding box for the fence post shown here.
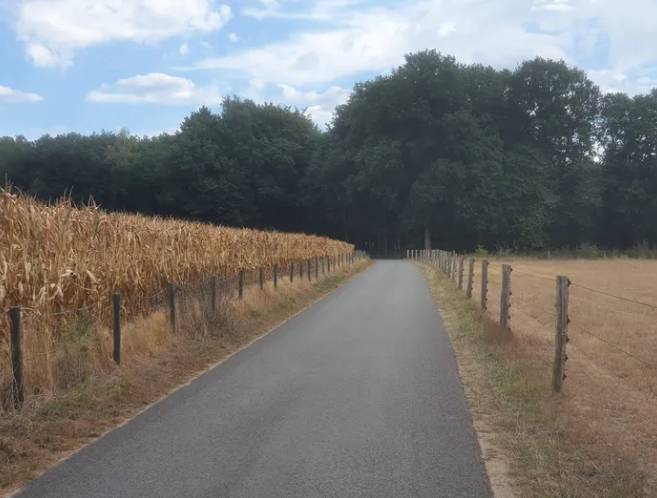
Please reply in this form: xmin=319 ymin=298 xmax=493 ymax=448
xmin=238 ymin=270 xmax=244 ymax=300
xmin=259 ymin=268 xmax=265 ymax=290
xmin=458 ymin=257 xmax=465 ymax=290
xmin=327 ymin=256 xmax=331 ymax=273
xmin=9 ymin=306 xmax=24 ymax=407
xmin=168 ymin=283 xmax=176 ymax=332
xmin=481 ymin=260 xmax=489 ymax=311
xmin=290 ymin=262 xmax=295 ymax=283
xmin=447 ymin=253 xmax=452 ymax=276
xmin=452 ymin=253 xmax=457 ymax=280
xmin=466 ymin=257 xmax=475 ymax=298
xmin=274 ymin=264 xmax=279 ymax=289
xmin=211 ymin=276 xmax=218 ymax=311
xmin=553 ymin=275 xmax=570 ymax=394
xmin=407 ymin=249 xmax=410 ymax=259
xmin=113 ymin=293 xmax=121 ymax=365
xmin=322 ymin=256 xmax=326 ymax=275
xmin=500 ymin=265 xmax=512 ymax=329
xmin=308 ymin=260 xmax=312 ymax=281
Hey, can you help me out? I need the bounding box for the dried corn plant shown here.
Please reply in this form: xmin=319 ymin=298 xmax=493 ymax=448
xmin=0 ymin=189 xmax=353 ymax=325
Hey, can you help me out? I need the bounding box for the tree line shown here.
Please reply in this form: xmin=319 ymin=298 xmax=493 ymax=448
xmin=2 ymin=50 xmax=657 ymax=253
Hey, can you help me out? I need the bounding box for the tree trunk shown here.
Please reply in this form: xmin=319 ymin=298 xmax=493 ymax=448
xmin=424 ymin=227 xmax=432 ymax=250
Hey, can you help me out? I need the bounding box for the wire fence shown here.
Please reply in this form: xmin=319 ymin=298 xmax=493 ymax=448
xmin=410 ymin=248 xmax=657 ymax=407
xmin=1 ymin=251 xmax=366 ymax=410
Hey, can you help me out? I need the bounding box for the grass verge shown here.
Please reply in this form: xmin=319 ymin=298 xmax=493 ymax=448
xmin=1 ymin=260 xmax=371 ymax=495
xmin=418 ymin=263 xmax=645 ymax=498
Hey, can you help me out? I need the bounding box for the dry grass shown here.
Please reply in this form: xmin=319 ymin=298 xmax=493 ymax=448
xmin=454 ymin=258 xmax=657 ymax=495
xmin=0 ymin=190 xmax=353 ymax=406
xmin=0 ymin=256 xmax=370 ymax=494
xmin=420 ymin=262 xmax=646 ymax=498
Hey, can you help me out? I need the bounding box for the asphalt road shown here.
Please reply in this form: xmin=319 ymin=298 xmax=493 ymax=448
xmin=16 ymin=261 xmax=493 ymax=498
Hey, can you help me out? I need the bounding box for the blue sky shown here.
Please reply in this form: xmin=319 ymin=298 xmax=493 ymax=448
xmin=2 ymin=0 xmax=657 ymax=139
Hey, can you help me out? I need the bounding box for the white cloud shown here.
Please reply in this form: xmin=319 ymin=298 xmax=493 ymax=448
xmin=179 ymin=43 xmax=190 ymax=56
xmin=277 ymin=84 xmax=351 ymax=128
xmin=186 ymin=0 xmax=572 ymax=86
xmin=0 ymin=85 xmax=44 ymax=103
xmin=228 ymin=32 xmax=239 ymax=42
xmin=26 ymin=43 xmax=71 ymax=69
xmin=243 ymin=0 xmax=281 ymax=20
xmin=532 ymin=0 xmax=575 ymax=12
xmin=87 ymin=73 xmax=222 ymax=105
xmin=15 ymin=0 xmax=232 ymax=68
xmin=174 ymin=0 xmax=657 ymax=123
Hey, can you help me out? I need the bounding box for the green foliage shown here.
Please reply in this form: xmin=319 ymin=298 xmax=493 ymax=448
xmin=2 ymin=51 xmax=657 ymax=252
xmin=474 ymin=245 xmax=488 ymax=256
xmin=575 ymin=243 xmax=600 ymax=259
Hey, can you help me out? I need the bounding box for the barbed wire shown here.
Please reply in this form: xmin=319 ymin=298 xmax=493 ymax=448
xmin=512 ymin=296 xmax=556 ymax=319
xmin=569 ymin=320 xmax=657 ymax=372
xmin=570 ymin=366 xmax=657 ymax=411
xmin=511 ymin=268 xmax=556 ymax=282
xmin=533 ymin=349 xmax=554 ymax=367
xmin=2 ymin=285 xmax=172 ymax=318
xmin=566 ymin=371 xmax=656 ymax=447
xmin=570 ymin=281 xmax=657 ymax=311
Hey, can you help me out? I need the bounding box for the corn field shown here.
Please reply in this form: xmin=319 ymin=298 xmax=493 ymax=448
xmin=0 ymin=190 xmax=354 ymax=326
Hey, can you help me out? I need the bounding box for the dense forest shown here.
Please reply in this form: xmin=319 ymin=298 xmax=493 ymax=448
xmin=3 ymin=50 xmax=657 ymax=253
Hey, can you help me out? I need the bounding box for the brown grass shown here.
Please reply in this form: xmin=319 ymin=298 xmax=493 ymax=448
xmin=0 ymin=256 xmax=371 ymax=495
xmin=456 ymin=258 xmax=657 ymax=495
xmin=420 ymin=261 xmax=647 ymax=497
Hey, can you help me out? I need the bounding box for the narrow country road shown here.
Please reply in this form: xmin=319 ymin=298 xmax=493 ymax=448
xmin=16 ymin=261 xmax=493 ymax=498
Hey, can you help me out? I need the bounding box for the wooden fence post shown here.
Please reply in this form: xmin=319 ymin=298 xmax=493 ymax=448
xmin=238 ymin=270 xmax=244 ymax=300
xmin=481 ymin=260 xmax=489 ymax=311
xmin=113 ymin=293 xmax=121 ymax=365
xmin=259 ymin=268 xmax=265 ymax=290
xmin=211 ymin=276 xmax=218 ymax=311
xmin=290 ymin=262 xmax=295 ymax=283
xmin=168 ymin=283 xmax=176 ymax=332
xmin=500 ymin=265 xmax=512 ymax=329
xmin=9 ymin=306 xmax=24 ymax=407
xmin=274 ymin=264 xmax=279 ymax=288
xmin=458 ymin=257 xmax=465 ymax=290
xmin=466 ymin=257 xmax=475 ymax=298
xmin=452 ymin=253 xmax=457 ymax=280
xmin=553 ymin=275 xmax=570 ymax=394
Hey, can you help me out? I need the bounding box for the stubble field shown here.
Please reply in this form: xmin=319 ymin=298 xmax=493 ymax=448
xmin=469 ymin=258 xmax=657 ymax=492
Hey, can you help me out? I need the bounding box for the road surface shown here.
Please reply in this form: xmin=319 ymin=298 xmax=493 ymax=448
xmin=16 ymin=261 xmax=492 ymax=498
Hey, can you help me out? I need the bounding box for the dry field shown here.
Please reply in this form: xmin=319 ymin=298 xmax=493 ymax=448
xmin=466 ymin=258 xmax=657 ymax=492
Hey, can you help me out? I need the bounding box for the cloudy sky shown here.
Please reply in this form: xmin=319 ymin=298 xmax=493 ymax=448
xmin=1 ymin=0 xmax=657 ymax=138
